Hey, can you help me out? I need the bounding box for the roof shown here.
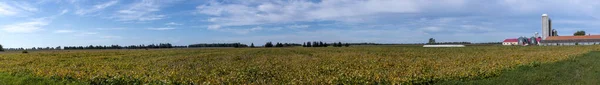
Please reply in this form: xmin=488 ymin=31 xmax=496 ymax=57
xmin=503 ymin=39 xmax=518 ymax=42
xmin=541 ymin=39 xmax=600 ymax=43
xmin=545 ymin=35 xmax=600 ymax=40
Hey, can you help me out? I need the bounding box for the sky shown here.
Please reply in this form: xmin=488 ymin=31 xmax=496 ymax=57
xmin=1 ymin=0 xmax=600 ymax=48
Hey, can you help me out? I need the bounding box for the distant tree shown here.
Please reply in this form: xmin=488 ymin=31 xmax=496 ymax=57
xmin=302 ymin=42 xmax=306 ymax=47
xmin=250 ymin=43 xmax=255 ymax=48
xmin=345 ymin=43 xmax=350 ymax=47
xmin=265 ymin=42 xmax=273 ymax=47
xmin=574 ymin=30 xmax=586 ymax=36
xmin=428 ymin=38 xmax=436 ymax=44
xmin=319 ymin=41 xmax=324 ymax=47
xmin=306 ymin=42 xmax=312 ymax=47
xmin=0 ymin=44 xmax=3 ymax=51
xmin=332 ymin=43 xmax=337 ymax=47
xmin=337 ymin=42 xmax=343 ymax=47
xmin=275 ymin=42 xmax=283 ymax=47
xmin=233 ymin=43 xmax=240 ymax=48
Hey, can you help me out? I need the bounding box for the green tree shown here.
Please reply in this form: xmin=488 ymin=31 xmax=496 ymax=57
xmin=0 ymin=44 xmax=3 ymax=51
xmin=265 ymin=42 xmax=273 ymax=47
xmin=302 ymin=42 xmax=306 ymax=47
xmin=333 ymin=43 xmax=337 ymax=47
xmin=275 ymin=42 xmax=283 ymax=47
xmin=428 ymin=38 xmax=436 ymax=44
xmin=250 ymin=43 xmax=255 ymax=48
xmin=574 ymin=30 xmax=586 ymax=36
xmin=319 ymin=41 xmax=324 ymax=47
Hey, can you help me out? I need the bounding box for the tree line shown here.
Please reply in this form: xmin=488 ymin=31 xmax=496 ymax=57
xmin=188 ymin=43 xmax=248 ymax=48
xmin=301 ymin=41 xmax=349 ymax=47
xmin=427 ymin=42 xmax=472 ymax=45
xmin=5 ymin=47 xmax=61 ymax=51
xmin=63 ymin=43 xmax=180 ymax=50
xmin=0 ymin=41 xmax=351 ymax=51
xmin=0 ymin=41 xmax=507 ymax=51
xmin=263 ymin=42 xmax=301 ymax=47
xmin=2 ymin=43 xmax=183 ymax=51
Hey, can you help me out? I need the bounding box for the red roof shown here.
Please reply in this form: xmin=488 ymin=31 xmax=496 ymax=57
xmin=503 ymin=39 xmax=518 ymax=42
xmin=546 ymin=35 xmax=600 ymax=40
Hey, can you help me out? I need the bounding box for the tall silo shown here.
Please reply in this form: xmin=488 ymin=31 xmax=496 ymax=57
xmin=542 ymin=14 xmax=551 ymax=40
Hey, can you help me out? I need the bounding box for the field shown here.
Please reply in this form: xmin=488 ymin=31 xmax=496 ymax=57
xmin=0 ymin=46 xmax=598 ymax=84
xmin=439 ymin=51 xmax=600 ymax=84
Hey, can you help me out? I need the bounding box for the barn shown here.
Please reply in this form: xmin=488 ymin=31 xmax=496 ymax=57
xmin=502 ymin=39 xmax=518 ymax=46
xmin=540 ymin=35 xmax=600 ymax=45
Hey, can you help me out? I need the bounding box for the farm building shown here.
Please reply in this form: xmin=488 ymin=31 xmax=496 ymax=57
xmin=536 ymin=14 xmax=600 ymax=46
xmin=540 ymin=35 xmax=600 ymax=46
xmin=502 ymin=39 xmax=518 ymax=45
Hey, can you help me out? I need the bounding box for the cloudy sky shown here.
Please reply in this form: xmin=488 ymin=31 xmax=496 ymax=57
xmin=1 ymin=0 xmax=600 ymax=48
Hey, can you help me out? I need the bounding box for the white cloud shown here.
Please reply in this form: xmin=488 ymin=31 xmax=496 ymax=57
xmin=420 ymin=26 xmax=443 ymax=32
xmin=165 ymin=22 xmax=183 ymax=25
xmin=75 ymin=0 xmax=118 ymax=15
xmin=211 ymin=26 xmax=279 ymax=34
xmin=207 ymin=25 xmax=221 ymax=30
xmin=195 ymin=0 xmax=465 ymax=28
xmin=95 ymin=0 xmax=118 ymax=9
xmin=83 ymin=32 xmax=97 ymax=35
xmin=95 ymin=27 xmax=127 ymax=30
xmin=1 ymin=19 xmax=48 ymax=33
xmin=225 ymin=26 xmax=264 ymax=34
xmin=101 ymin=35 xmax=122 ymax=39
xmin=0 ymin=3 xmax=18 ymax=16
xmin=147 ymin=27 xmax=175 ymax=30
xmin=59 ymin=9 xmax=69 ymax=15
xmin=114 ymin=0 xmax=167 ymax=21
xmin=13 ymin=2 xmax=37 ymax=12
xmin=250 ymin=26 xmax=263 ymax=31
xmin=54 ymin=30 xmax=74 ymax=33
xmin=75 ymin=32 xmax=98 ymax=36
xmin=460 ymin=25 xmax=494 ymax=32
xmin=287 ymin=24 xmax=309 ymax=29
xmin=0 ymin=1 xmax=38 ymax=16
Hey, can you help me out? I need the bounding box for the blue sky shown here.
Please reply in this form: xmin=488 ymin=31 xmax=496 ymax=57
xmin=1 ymin=0 xmax=600 ymax=48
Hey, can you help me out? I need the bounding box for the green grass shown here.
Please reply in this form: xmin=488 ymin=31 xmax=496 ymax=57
xmin=0 ymin=72 xmax=85 ymax=85
xmin=437 ymin=51 xmax=600 ymax=85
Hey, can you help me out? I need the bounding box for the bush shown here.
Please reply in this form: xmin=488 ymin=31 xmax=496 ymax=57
xmin=22 ymin=50 xmax=28 ymax=54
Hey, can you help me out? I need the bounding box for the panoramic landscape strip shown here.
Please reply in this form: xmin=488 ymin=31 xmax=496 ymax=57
xmin=0 ymin=46 xmax=597 ymax=84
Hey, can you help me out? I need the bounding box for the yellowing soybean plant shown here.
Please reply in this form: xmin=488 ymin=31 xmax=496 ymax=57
xmin=0 ymin=46 xmax=596 ymax=84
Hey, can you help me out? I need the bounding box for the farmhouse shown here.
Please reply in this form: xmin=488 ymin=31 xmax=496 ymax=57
xmin=502 ymin=39 xmax=518 ymax=45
